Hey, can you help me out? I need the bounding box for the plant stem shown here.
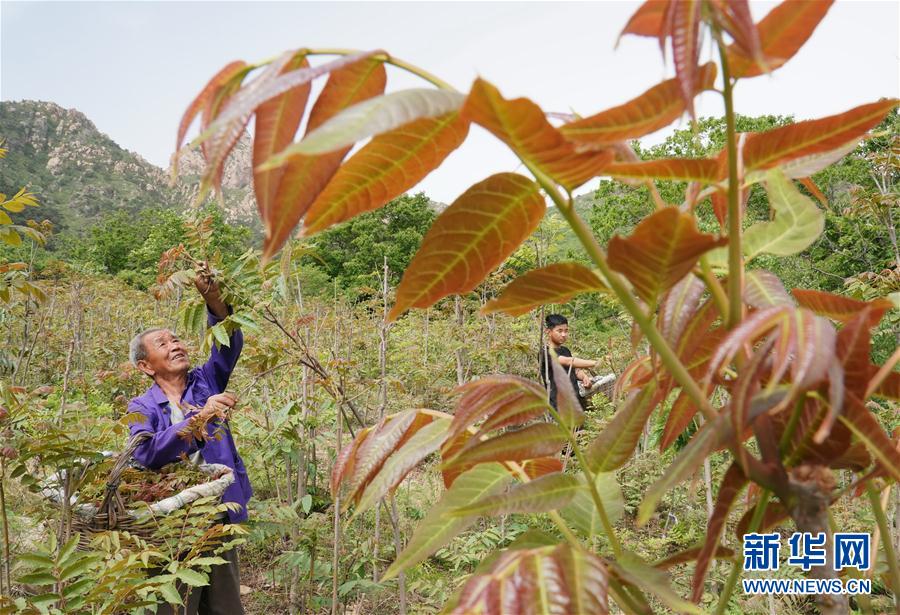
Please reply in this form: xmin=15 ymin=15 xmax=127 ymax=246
xmin=0 ymin=459 xmax=9 ymax=594
xmin=714 ymin=28 xmax=744 ymax=329
xmin=867 ymin=484 xmax=900 ymax=606
xmin=527 ymin=164 xmax=717 ymax=421
xmin=282 ymin=48 xmax=458 ymax=91
xmin=715 ymin=490 xmax=772 ymax=615
xmin=698 ymin=255 xmax=729 ymax=318
xmin=545 ymin=404 xmax=623 ymax=558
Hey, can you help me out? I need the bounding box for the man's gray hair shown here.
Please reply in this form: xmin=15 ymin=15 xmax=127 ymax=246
xmin=129 ymin=328 xmax=168 ymax=366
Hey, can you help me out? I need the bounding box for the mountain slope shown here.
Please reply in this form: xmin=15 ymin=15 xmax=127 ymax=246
xmin=0 ymin=100 xmax=257 ymax=234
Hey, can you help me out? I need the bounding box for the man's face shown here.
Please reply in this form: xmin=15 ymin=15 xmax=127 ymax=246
xmin=547 ymin=324 xmax=569 ymax=346
xmin=137 ymin=329 xmax=190 ymax=380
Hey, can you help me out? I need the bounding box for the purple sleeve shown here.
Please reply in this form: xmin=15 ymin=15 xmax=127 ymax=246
xmin=128 ymin=403 xmax=200 ymax=469
xmin=200 ymin=304 xmax=244 ymax=393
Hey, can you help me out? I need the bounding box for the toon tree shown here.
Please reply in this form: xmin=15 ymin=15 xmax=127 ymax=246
xmin=176 ymin=1 xmax=898 ymax=613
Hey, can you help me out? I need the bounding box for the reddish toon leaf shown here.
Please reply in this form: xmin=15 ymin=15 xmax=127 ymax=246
xmin=836 ymin=308 xmax=877 ymax=400
xmin=174 ymin=60 xmax=248 ymax=176
xmin=659 ymin=275 xmax=706 ymax=347
xmin=659 ymin=390 xmax=698 ymax=451
xmin=265 ymin=58 xmax=387 ymax=261
xmin=792 ymin=289 xmax=892 ymax=326
xmin=841 ymin=392 xmax=900 ymax=484
xmin=608 ymin=207 xmax=727 ymax=305
xmin=343 ymin=411 xmax=420 ymax=500
xmin=331 ymin=426 xmax=373 ymax=495
xmin=620 ymin=0 xmax=670 ymax=40
xmin=873 ymin=371 xmax=900 ymax=401
xmin=351 ymin=417 xmax=450 ymax=515
xmin=742 ymin=99 xmax=899 ymax=178
xmin=201 ymin=51 xmax=297 ymax=197
xmin=443 ymin=423 xmax=567 ymax=469
xmin=707 ymin=306 xmax=836 ymax=407
xmin=522 ymin=457 xmax=564 ymax=480
xmin=462 ymin=79 xmax=613 ymax=190
xmin=388 ymin=173 xmax=545 ymax=321
xmin=440 ymin=430 xmax=475 ymax=489
xmin=302 ymin=112 xmax=469 ymax=236
xmin=799 ymin=176 xmax=829 ymax=207
xmin=448 ymin=375 xmax=552 ymax=445
xmin=735 ymin=499 xmax=789 ymax=539
xmin=252 ymin=54 xmax=311 ymax=223
xmin=548 ymin=351 xmax=587 ymax=431
xmin=604 ymin=158 xmax=721 ymax=184
xmin=449 ymin=544 xmax=608 ymax=615
xmin=560 ymin=63 xmax=717 ymax=146
xmin=709 ymin=0 xmax=762 ymax=68
xmin=669 ymin=0 xmax=703 ymax=117
xmin=585 ymin=383 xmax=659 ymax=472
xmin=744 ymin=270 xmax=794 ymax=308
xmin=727 ymin=0 xmax=834 ymax=79
xmin=692 ymin=463 xmax=747 ymax=603
xmin=482 ymin=262 xmax=607 ymax=317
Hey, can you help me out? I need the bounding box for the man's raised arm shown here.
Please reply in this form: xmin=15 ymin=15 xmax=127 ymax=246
xmin=195 ymin=262 xmax=244 ymax=393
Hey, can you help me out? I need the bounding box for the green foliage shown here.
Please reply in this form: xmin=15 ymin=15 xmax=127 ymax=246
xmin=305 ymin=192 xmax=436 ymax=296
xmin=59 ymin=205 xmax=251 ymax=289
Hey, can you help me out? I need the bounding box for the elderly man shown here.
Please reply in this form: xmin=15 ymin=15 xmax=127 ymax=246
xmin=127 ymin=264 xmax=251 ymax=615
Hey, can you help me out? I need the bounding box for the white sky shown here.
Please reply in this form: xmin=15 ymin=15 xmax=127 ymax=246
xmin=2 ymin=0 xmax=898 ymax=203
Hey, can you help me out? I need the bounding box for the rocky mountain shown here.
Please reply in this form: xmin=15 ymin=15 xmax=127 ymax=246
xmin=0 ymin=100 xmax=258 ymax=236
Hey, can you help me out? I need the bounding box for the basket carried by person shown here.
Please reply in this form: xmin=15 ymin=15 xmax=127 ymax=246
xmin=41 ymin=432 xmax=234 ymax=548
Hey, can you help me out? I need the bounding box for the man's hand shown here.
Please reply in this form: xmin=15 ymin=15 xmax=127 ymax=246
xmin=199 ymin=392 xmax=237 ymax=420
xmin=194 ymin=261 xmax=228 ymax=319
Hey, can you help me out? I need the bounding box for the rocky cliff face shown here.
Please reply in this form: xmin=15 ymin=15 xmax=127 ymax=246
xmin=174 ymin=135 xmax=258 ymax=224
xmin=0 ymin=100 xmax=258 ymax=234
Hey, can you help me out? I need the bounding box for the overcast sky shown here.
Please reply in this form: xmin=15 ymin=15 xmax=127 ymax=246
xmin=2 ymin=1 xmax=898 ymax=203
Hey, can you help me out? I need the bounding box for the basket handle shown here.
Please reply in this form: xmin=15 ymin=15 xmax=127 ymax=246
xmin=98 ymin=431 xmax=152 ymax=529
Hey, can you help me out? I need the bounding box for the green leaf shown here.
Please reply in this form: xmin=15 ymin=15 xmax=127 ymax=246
xmin=18 ymin=571 xmax=56 ymax=585
xmin=16 ymin=553 xmax=54 ymax=567
xmin=188 ymin=556 xmax=228 ymax=568
xmin=62 ymin=577 xmax=94 ymax=599
xmin=300 ymin=494 xmax=313 ymax=514
xmin=57 ymin=535 xmax=81 ymax=565
xmin=211 ymin=322 xmax=231 ymax=348
xmin=449 ymin=472 xmax=580 ymax=517
xmin=158 ymin=582 xmax=183 ymax=605
xmin=743 ymin=168 xmax=824 ymax=259
xmin=638 ymin=416 xmax=726 ymax=525
xmin=584 ymin=384 xmax=658 ymax=472
xmin=351 ymin=417 xmax=451 ymax=516
xmin=560 ymin=472 xmax=625 ymax=538
xmin=59 ymin=556 xmax=100 ymax=582
xmin=229 ymin=312 xmax=261 ymax=332
xmin=175 ymin=568 xmax=210 ymax=587
xmin=382 ymin=463 xmax=511 ymax=581
xmin=28 ymin=592 xmax=60 ymax=607
xmin=266 ymin=89 xmax=466 ymax=161
xmin=611 ymin=554 xmax=704 ymax=614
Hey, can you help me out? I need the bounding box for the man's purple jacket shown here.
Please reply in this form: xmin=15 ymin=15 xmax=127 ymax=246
xmin=128 ymin=307 xmax=252 ymax=523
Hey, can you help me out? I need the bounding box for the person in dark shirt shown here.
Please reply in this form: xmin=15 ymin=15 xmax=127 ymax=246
xmin=538 ymin=314 xmax=603 ymax=411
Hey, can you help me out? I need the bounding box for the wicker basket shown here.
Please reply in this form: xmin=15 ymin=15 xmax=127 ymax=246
xmin=41 ymin=432 xmax=235 ymax=548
